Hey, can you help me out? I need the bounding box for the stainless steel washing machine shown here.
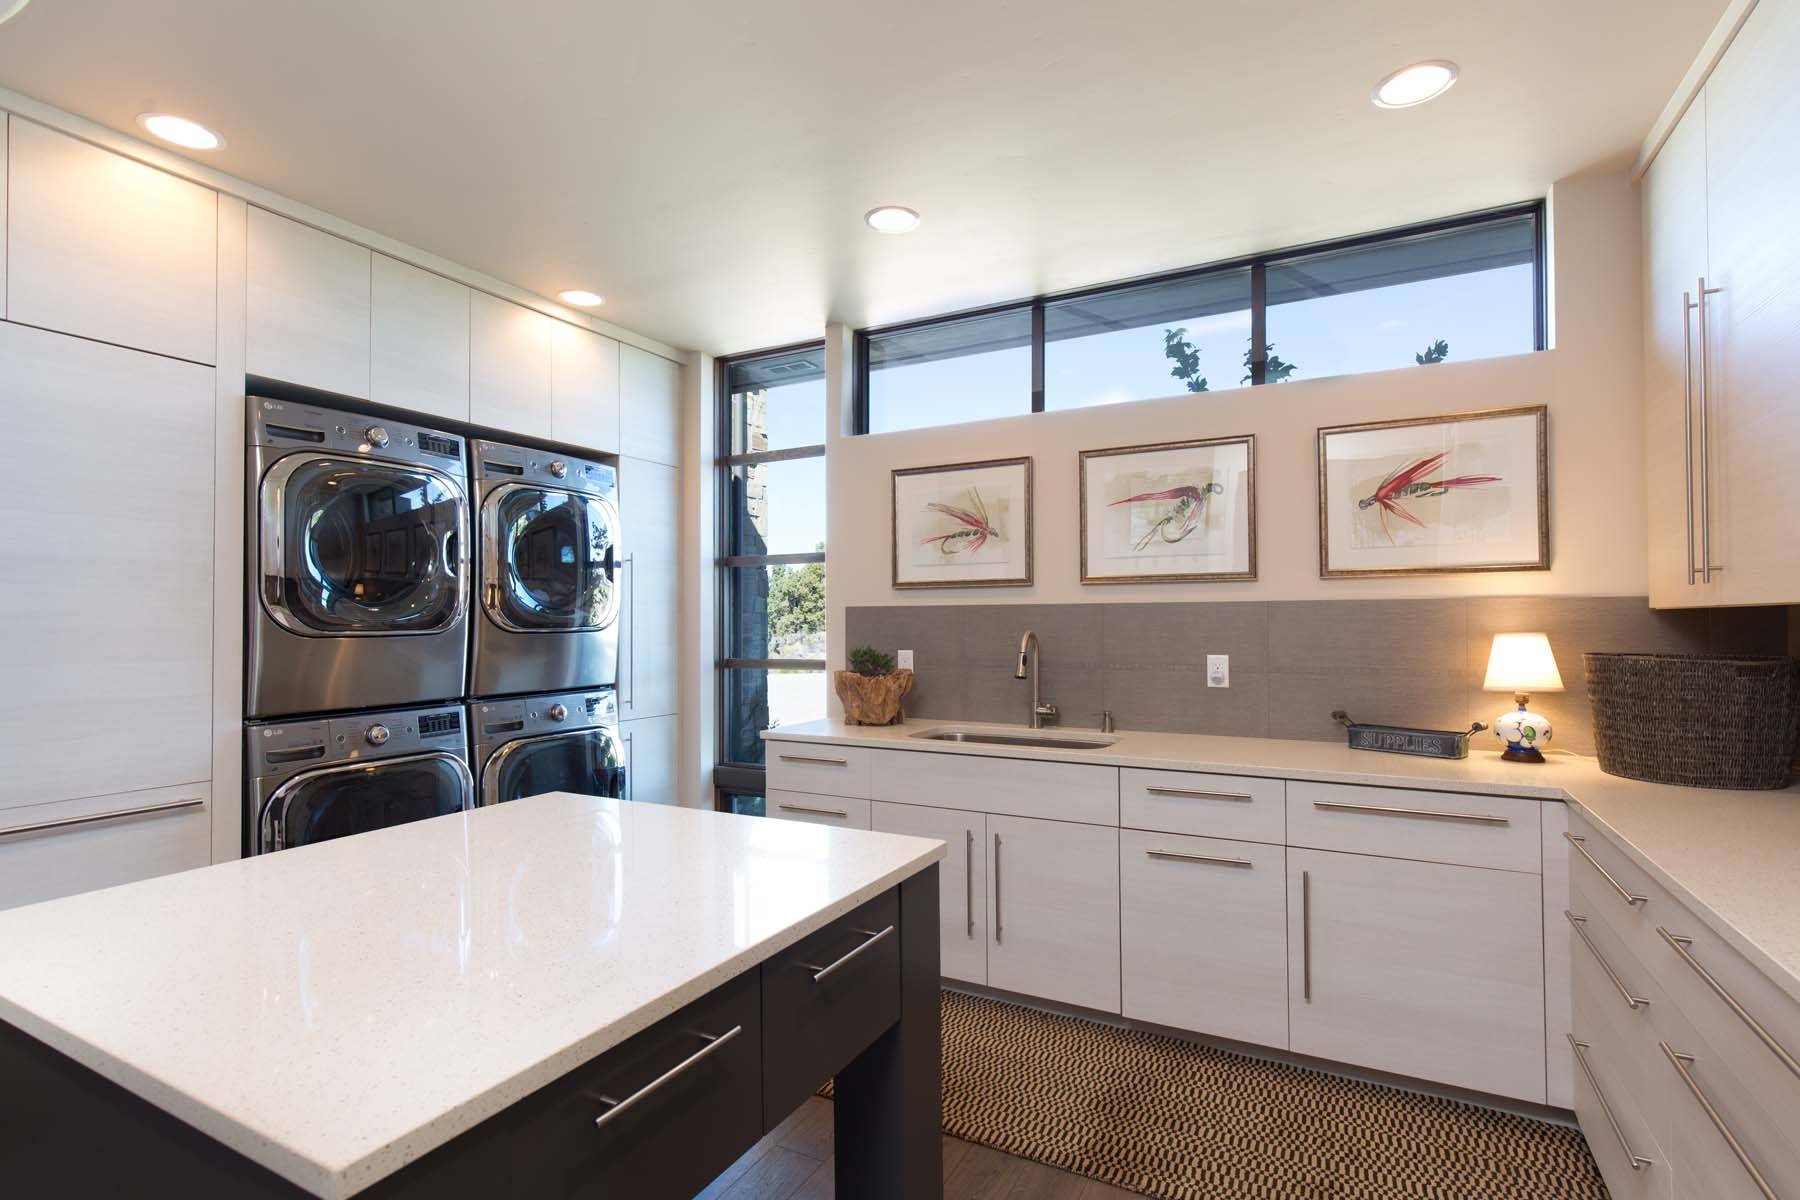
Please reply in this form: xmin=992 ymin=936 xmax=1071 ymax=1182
xmin=246 ymin=702 xmax=474 ymax=855
xmin=246 ymin=395 xmax=471 ymax=718
xmin=468 ymin=688 xmax=625 ymax=806
xmin=469 ymin=440 xmax=620 ymax=698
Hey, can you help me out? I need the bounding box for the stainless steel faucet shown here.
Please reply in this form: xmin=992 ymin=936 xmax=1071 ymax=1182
xmin=1015 ymin=631 xmax=1059 ymax=729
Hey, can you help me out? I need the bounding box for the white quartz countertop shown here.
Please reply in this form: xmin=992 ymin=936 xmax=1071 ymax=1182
xmin=0 ymin=794 xmax=944 ymax=1199
xmin=766 ymin=718 xmax=1800 ymax=1004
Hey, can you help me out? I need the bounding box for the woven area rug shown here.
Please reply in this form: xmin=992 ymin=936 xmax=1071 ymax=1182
xmin=834 ymin=989 xmax=1608 ymax=1200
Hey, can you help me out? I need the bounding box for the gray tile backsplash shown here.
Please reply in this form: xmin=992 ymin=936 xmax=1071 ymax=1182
xmin=846 ymin=597 xmax=1793 ymax=755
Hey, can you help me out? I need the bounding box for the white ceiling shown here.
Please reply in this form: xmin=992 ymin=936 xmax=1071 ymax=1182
xmin=0 ymin=0 xmax=1720 ymax=356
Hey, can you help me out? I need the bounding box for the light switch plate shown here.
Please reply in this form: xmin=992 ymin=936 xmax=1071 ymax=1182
xmin=897 ymin=649 xmax=915 ymax=670
xmin=1207 ymin=654 xmax=1229 ymax=688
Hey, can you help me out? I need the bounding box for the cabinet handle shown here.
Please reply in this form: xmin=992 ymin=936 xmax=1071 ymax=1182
xmin=592 ymin=1024 xmax=743 ymax=1130
xmin=622 ymin=731 xmax=634 ymax=802
xmin=1147 ymin=848 xmax=1253 ymax=869
xmin=0 ymin=795 xmax=205 ymax=840
xmin=1566 ymin=1036 xmax=1653 ymax=1172
xmin=1681 ymin=289 xmax=1699 ymax=584
xmin=801 ymin=925 xmax=895 ymax=983
xmin=965 ymin=829 xmax=975 ymax=939
xmin=1144 ymin=785 xmax=1253 ymax=803
xmin=993 ymin=833 xmax=1003 ymax=946
xmin=777 ymin=753 xmax=849 ymax=766
xmin=1301 ymin=869 xmax=1312 ymax=1003
xmin=1696 ymin=277 xmax=1724 ymax=582
xmin=1564 ymin=833 xmax=1647 ymax=908
xmin=1658 ymin=926 xmax=1800 ymax=1082
xmin=1661 ymin=1043 xmax=1776 ymax=1200
xmin=776 ymin=802 xmax=848 ymax=818
xmin=1566 ymin=911 xmax=1650 ymax=1011
xmin=622 ymin=553 xmax=636 ymax=707
xmin=1312 ymin=799 xmax=1508 ymax=826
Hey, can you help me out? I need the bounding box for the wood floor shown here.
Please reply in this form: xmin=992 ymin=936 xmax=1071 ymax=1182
xmin=694 ymin=1096 xmax=1137 ymax=1200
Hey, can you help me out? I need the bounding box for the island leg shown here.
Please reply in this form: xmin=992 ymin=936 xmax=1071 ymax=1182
xmin=833 ymin=863 xmax=942 ymax=1198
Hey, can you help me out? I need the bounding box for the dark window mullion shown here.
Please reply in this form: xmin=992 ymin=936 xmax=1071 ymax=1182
xmin=1030 ymin=300 xmax=1046 ymax=412
xmin=1248 ymin=261 xmax=1268 ymax=387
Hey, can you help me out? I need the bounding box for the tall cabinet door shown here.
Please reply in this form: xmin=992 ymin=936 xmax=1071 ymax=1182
xmin=871 ymin=801 xmax=987 ymax=985
xmin=1703 ymin=0 xmax=1800 ymax=605
xmin=618 ymin=456 xmax=679 ymax=720
xmin=987 ymin=814 xmax=1119 ymax=1013
xmin=551 ymin=323 xmax=621 ymax=454
xmin=246 ymin=207 xmax=372 ymax=396
xmin=370 ymin=255 xmax=470 ymax=423
xmin=620 ymin=344 xmax=681 ymax=466
xmin=470 ymin=293 xmax=554 ymax=439
xmin=621 ymin=715 xmax=677 ymax=806
xmin=1287 ymin=848 xmax=1547 ymax=1103
xmin=1641 ymin=96 xmax=1715 ymax=608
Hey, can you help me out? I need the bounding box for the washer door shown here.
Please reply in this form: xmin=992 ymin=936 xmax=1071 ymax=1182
xmin=262 ymin=752 xmax=475 ymax=852
xmin=482 ymin=728 xmax=626 ymax=805
xmin=261 ymin=456 xmax=468 ymax=636
xmin=482 ymin=484 xmax=620 ymax=633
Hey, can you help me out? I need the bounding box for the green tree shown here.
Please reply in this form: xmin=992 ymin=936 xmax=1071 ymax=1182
xmin=1415 ymin=339 xmax=1450 ymax=365
xmin=766 ymin=555 xmax=825 ymax=642
xmin=1162 ymin=327 xmax=1211 ymax=393
xmin=1242 ymin=342 xmax=1296 ymax=385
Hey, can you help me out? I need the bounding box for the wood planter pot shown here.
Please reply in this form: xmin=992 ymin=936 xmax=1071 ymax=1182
xmin=833 ymin=670 xmax=915 ymax=726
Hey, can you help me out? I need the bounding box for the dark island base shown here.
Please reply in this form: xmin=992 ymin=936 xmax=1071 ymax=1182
xmin=0 ymin=866 xmax=942 ymax=1200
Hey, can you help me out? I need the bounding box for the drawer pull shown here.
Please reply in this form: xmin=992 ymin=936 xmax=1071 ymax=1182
xmin=1312 ymin=799 xmax=1508 ymax=826
xmin=1300 ymin=869 xmax=1312 ymax=1003
xmin=593 ymin=1024 xmax=744 ymax=1130
xmin=1660 ymin=1043 xmax=1777 ymax=1200
xmin=1566 ymin=911 xmax=1649 ymax=1011
xmin=1147 ymin=848 xmax=1253 ymax=869
xmin=776 ymin=802 xmax=849 ymax=818
xmin=1566 ymin=1035 xmax=1653 ymax=1172
xmin=801 ymin=925 xmax=895 ymax=984
xmin=1144 ymin=785 xmax=1253 ymax=803
xmin=1659 ymin=926 xmax=1800 ymax=1082
xmin=964 ymin=829 xmax=975 ymax=939
xmin=777 ymin=753 xmax=849 ymax=767
xmin=0 ymin=796 xmax=205 ymax=841
xmin=1564 ymin=833 xmax=1647 ymax=908
xmin=993 ymin=834 xmax=1003 ymax=945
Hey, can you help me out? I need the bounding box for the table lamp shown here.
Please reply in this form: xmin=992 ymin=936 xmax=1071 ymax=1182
xmin=1484 ymin=632 xmax=1563 ymax=763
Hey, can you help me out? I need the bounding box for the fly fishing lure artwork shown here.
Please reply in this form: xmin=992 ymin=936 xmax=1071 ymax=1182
xmin=893 ymin=458 xmax=1033 ymax=588
xmin=1356 ymin=450 xmax=1501 ymax=543
xmin=920 ymin=487 xmax=1005 ymax=558
xmin=1109 ymin=482 xmax=1225 ymax=550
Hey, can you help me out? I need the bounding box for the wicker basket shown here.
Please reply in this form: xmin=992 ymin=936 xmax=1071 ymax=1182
xmin=1584 ymin=653 xmax=1800 ymax=790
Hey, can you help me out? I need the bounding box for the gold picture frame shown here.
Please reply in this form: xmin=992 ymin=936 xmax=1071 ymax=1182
xmin=891 ymin=456 xmax=1034 ymax=589
xmin=1079 ymin=435 xmax=1257 ymax=584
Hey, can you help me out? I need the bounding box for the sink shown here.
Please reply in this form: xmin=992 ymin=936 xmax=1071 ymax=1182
xmin=911 ymin=727 xmax=1119 ymax=751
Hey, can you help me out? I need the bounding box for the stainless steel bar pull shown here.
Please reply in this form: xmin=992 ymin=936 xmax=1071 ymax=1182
xmin=593 ymin=1024 xmax=743 ymax=1129
xmin=1696 ymin=277 xmax=1724 ymax=582
xmin=0 ymin=796 xmax=205 ymax=840
xmin=965 ymin=829 xmax=975 ymax=938
xmin=1312 ymin=799 xmax=1508 ymax=826
xmin=801 ymin=926 xmax=895 ymax=983
xmin=1564 ymin=833 xmax=1648 ymax=909
xmin=776 ymin=753 xmax=848 ymax=766
xmin=1147 ymin=848 xmax=1253 ymax=869
xmin=1661 ymin=1043 xmax=1776 ymax=1199
xmin=1682 ymin=289 xmax=1699 ymax=584
xmin=1659 ymin=926 xmax=1800 ymax=1082
xmin=1144 ymin=785 xmax=1253 ymax=803
xmin=1301 ymin=869 xmax=1313 ymax=1003
xmin=776 ymin=802 xmax=848 ymax=818
xmin=1566 ymin=912 xmax=1650 ymax=1011
xmin=1567 ymin=1036 xmax=1653 ymax=1172
xmin=993 ymin=833 xmax=1003 ymax=945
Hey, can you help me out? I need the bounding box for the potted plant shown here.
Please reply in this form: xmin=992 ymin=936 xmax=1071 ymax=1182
xmin=833 ymin=646 xmax=915 ymax=726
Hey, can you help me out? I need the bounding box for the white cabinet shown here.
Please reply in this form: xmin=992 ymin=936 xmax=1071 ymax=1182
xmin=986 ymin=814 xmax=1120 ymax=1014
xmin=620 ymin=343 xmax=681 ymax=466
xmin=552 ymin=323 xmax=621 ymax=453
xmin=6 ymin=117 xmax=217 ymax=364
xmin=0 ymin=323 xmax=213 ymax=812
xmin=246 ymin=207 xmax=371 ymax=396
xmin=621 ymin=714 xmax=678 ymax=806
xmin=371 ymin=254 xmax=470 ymax=423
xmin=0 ymin=784 xmax=212 ymax=911
xmin=470 ymin=292 xmax=554 ymax=438
xmin=868 ymin=750 xmax=1117 ymax=825
xmin=768 ymin=790 xmax=871 ymax=830
xmin=1120 ymin=828 xmax=1287 ymax=1048
xmin=871 ymin=801 xmax=987 ymax=985
xmin=618 ymin=456 xmax=679 ymax=720
xmin=1287 ymin=847 xmax=1547 ymax=1103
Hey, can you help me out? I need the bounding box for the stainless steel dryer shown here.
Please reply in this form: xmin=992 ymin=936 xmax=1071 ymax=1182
xmin=246 ymin=396 xmax=470 ymax=718
xmin=469 ymin=440 xmax=620 ymax=698
xmin=469 ymin=688 xmax=625 ymax=806
xmin=246 ymin=702 xmax=474 ymax=855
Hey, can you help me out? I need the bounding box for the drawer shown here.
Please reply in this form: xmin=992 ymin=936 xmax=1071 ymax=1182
xmin=1286 ymin=781 xmax=1542 ymax=873
xmin=1569 ymin=938 xmax=1669 ymax=1200
xmin=869 ymin=748 xmax=1118 ymax=825
xmin=761 ymin=887 xmax=901 ymax=1119
xmin=512 ymin=969 xmax=761 ymax=1199
xmin=0 ymin=784 xmax=211 ymax=910
xmin=1563 ymin=814 xmax=1679 ymax=951
xmin=767 ymin=790 xmax=872 ymax=829
xmin=766 ymin=742 xmax=873 ymax=799
xmin=1120 ymin=768 xmax=1283 ymax=843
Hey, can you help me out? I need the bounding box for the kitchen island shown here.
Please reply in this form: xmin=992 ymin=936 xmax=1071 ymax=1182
xmin=0 ymin=793 xmax=946 ymax=1199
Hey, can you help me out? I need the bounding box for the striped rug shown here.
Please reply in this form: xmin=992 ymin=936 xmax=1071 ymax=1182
xmin=838 ymin=989 xmax=1609 ymax=1200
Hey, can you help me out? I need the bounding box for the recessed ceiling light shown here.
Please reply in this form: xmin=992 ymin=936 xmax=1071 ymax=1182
xmin=0 ymin=1 xmax=32 ymax=27
xmin=865 ymin=205 xmax=921 ymax=234
xmin=137 ymin=113 xmax=225 ymax=151
xmin=1372 ymin=60 xmax=1459 ymax=109
xmin=558 ymin=289 xmax=605 ymax=308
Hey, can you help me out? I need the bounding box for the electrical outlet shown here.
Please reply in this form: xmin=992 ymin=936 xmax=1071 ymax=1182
xmin=1207 ymin=654 xmax=1229 ymax=688
xmin=897 ymin=649 xmax=915 ymax=670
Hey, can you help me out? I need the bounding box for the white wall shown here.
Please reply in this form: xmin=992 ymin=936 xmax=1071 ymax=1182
xmin=823 ymin=170 xmax=1646 ymax=683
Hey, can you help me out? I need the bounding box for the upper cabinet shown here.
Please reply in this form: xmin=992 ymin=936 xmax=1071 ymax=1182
xmin=551 ymin=322 xmax=621 ymax=454
xmin=1642 ymin=0 xmax=1800 ymax=607
xmin=470 ymin=291 xmax=554 ymax=439
xmin=620 ymin=344 xmax=681 ymax=466
xmin=247 ymin=207 xmax=372 ymax=397
xmin=371 ymin=254 xmax=470 ymax=423
xmin=6 ymin=117 xmax=217 ymax=364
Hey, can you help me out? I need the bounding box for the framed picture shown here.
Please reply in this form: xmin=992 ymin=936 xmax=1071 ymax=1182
xmin=1317 ymin=405 xmax=1548 ymax=578
xmin=892 ymin=457 xmax=1033 ymax=589
xmin=1079 ymin=436 xmax=1256 ymax=583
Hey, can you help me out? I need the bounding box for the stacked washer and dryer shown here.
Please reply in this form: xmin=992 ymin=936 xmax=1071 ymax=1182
xmin=243 ymin=395 xmax=626 ymax=856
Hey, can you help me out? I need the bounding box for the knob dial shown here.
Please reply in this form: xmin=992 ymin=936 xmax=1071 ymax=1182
xmin=546 ymin=703 xmax=569 ymax=722
xmin=365 ymin=425 xmax=391 ymax=449
xmin=365 ymin=723 xmax=391 ymax=746
xmin=548 ymin=459 xmax=569 ymax=479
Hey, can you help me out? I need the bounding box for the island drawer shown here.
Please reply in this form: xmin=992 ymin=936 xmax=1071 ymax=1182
xmin=768 ymin=789 xmax=872 ymax=829
xmin=767 ymin=743 xmax=873 ymax=799
xmin=762 ymin=887 xmax=901 ymax=1118
xmin=511 ymin=970 xmax=762 ymax=1199
xmin=1287 ymin=781 xmax=1542 ymax=873
xmin=1121 ymin=768 xmax=1284 ymax=843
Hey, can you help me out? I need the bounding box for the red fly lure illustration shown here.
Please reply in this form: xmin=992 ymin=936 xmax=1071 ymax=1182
xmin=921 ymin=488 xmax=1003 ymax=557
xmin=1357 ymin=451 xmax=1501 ymax=542
xmin=1109 ymin=482 xmax=1224 ymax=550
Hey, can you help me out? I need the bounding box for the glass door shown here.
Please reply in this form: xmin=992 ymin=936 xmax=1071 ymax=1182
xmin=483 ymin=485 xmax=620 ymax=633
xmin=483 ymin=729 xmax=626 ymax=805
xmin=262 ymin=753 xmax=475 ymax=852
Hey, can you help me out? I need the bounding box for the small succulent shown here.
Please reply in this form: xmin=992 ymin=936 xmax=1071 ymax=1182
xmin=847 ymin=645 xmax=897 ymax=677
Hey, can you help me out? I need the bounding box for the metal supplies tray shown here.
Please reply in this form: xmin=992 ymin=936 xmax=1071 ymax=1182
xmin=1332 ymin=711 xmax=1486 ymax=760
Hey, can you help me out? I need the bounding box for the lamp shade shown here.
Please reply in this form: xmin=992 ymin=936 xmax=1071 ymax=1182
xmin=1484 ymin=633 xmax=1564 ymax=692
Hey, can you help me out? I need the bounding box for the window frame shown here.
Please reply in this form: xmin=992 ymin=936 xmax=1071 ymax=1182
xmin=853 ymin=201 xmax=1546 ymax=431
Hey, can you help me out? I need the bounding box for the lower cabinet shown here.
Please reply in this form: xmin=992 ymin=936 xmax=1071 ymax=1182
xmin=767 ymin=790 xmax=870 ymax=829
xmin=620 ymin=716 xmax=677 ymax=806
xmin=0 ymin=784 xmax=212 ymax=911
xmin=987 ymin=814 xmax=1120 ymax=1014
xmin=1287 ymin=848 xmax=1547 ymax=1103
xmin=1120 ymin=828 xmax=1287 ymax=1048
xmin=871 ymin=801 xmax=986 ymax=985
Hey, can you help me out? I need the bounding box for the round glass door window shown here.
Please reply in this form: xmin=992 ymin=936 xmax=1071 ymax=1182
xmin=486 ymin=729 xmax=626 ymax=805
xmin=487 ymin=486 xmax=619 ymax=632
xmin=264 ymin=754 xmax=473 ymax=852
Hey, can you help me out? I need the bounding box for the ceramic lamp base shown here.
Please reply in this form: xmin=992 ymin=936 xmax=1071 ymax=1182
xmin=1493 ymin=697 xmax=1553 ymax=763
